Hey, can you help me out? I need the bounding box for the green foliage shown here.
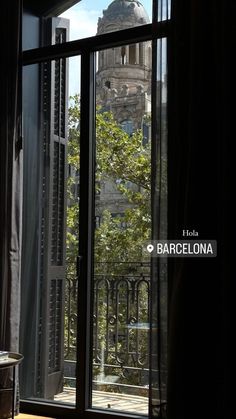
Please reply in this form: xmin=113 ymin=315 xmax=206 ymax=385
xmin=67 ymin=94 xmax=151 ymax=267
xmin=65 ymin=95 xmax=152 ymax=385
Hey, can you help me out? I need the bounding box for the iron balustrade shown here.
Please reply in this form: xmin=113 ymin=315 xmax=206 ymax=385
xmin=64 ymin=261 xmax=150 ymax=395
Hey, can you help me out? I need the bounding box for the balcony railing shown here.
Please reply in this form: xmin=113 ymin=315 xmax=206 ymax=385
xmin=64 ymin=262 xmax=150 ymax=396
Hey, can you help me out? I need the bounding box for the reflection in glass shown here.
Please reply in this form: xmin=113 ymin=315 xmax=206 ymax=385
xmin=60 ymin=0 xmax=152 ymax=41
xmin=157 ymin=0 xmax=171 ymax=21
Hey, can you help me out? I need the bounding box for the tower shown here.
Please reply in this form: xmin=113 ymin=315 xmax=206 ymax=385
xmin=95 ymin=0 xmax=152 ymax=225
xmin=96 ymin=0 xmax=152 ymax=133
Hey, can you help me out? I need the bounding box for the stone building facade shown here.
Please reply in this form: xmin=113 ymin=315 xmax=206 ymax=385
xmin=95 ymin=0 xmax=152 ymax=223
xmin=96 ymin=0 xmax=152 ymax=131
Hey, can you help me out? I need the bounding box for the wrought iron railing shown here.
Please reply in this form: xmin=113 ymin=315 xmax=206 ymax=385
xmin=64 ymin=262 xmax=150 ymax=395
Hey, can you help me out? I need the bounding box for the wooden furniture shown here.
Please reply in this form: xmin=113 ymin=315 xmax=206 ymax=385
xmin=0 ymin=352 xmax=23 ymax=419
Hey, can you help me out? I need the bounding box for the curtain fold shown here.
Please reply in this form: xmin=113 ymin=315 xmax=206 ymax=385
xmin=168 ymin=1 xmax=236 ymax=418
xmin=150 ymin=35 xmax=168 ymax=418
xmin=0 ymin=0 xmax=22 ymax=417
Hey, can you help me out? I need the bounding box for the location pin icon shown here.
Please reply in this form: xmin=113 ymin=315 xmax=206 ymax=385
xmin=147 ymin=244 xmax=154 ymax=253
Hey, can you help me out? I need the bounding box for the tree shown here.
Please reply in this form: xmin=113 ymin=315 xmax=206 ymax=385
xmin=65 ymin=95 xmax=151 ymax=387
xmin=67 ymin=94 xmax=151 ymax=271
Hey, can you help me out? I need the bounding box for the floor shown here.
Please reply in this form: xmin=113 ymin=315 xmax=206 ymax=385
xmin=18 ymin=416 xmax=53 ymax=419
xmin=17 ymin=389 xmax=148 ymax=417
xmin=54 ymin=388 xmax=148 ymax=415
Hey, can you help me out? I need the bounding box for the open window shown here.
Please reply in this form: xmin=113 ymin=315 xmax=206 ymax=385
xmin=20 ymin=1 xmax=170 ymax=417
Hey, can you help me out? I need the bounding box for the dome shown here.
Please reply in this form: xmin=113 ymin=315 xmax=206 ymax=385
xmin=97 ymin=0 xmax=150 ymax=34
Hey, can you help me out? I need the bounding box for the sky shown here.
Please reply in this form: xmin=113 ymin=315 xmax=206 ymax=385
xmin=59 ymin=1 xmax=168 ymax=96
xmin=60 ymin=1 xmax=153 ymax=41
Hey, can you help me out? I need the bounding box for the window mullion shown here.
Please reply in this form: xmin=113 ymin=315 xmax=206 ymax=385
xmin=76 ymin=49 xmax=95 ymax=413
xmin=22 ymin=22 xmax=171 ymax=66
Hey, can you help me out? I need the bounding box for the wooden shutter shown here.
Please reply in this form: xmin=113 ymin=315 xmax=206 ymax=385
xmin=37 ymin=17 xmax=69 ymax=399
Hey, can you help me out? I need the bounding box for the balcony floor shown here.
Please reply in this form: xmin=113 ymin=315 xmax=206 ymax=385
xmin=54 ymin=388 xmax=148 ymax=415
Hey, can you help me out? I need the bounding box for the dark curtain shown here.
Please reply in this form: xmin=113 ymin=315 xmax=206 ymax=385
xmin=150 ymin=36 xmax=168 ymax=419
xmin=0 ymin=0 xmax=22 ymax=417
xmin=168 ymin=1 xmax=236 ymax=419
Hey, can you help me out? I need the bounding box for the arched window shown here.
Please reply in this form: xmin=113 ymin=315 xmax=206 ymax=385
xmin=121 ymin=46 xmax=126 ymax=65
xmin=139 ymin=42 xmax=144 ymax=65
xmin=121 ymin=120 xmax=133 ymax=135
xmin=129 ymin=44 xmax=136 ymax=64
xmin=100 ymin=51 xmax=104 ymax=68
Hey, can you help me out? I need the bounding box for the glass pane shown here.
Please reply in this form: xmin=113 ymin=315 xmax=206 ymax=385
xmin=59 ymin=0 xmax=152 ymax=41
xmin=150 ymin=37 xmax=168 ymax=419
xmin=20 ymin=56 xmax=81 ymax=406
xmin=89 ymin=40 xmax=152 ymax=414
xmin=157 ymin=0 xmax=171 ymax=21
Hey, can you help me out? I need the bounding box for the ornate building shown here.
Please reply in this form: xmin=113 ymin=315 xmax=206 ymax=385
xmin=96 ymin=0 xmax=152 ymax=133
xmin=95 ymin=0 xmax=152 ymax=221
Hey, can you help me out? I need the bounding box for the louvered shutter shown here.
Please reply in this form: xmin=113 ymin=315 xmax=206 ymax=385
xmin=38 ymin=17 xmax=69 ymax=399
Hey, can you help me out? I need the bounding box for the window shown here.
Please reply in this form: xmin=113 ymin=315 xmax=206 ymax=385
xmin=121 ymin=46 xmax=127 ymax=65
xmin=21 ymin=1 xmax=169 ymax=417
xmin=129 ymin=44 xmax=136 ymax=64
xmin=121 ymin=120 xmax=133 ymax=136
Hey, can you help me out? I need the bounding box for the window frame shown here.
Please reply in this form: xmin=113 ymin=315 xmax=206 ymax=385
xmin=21 ymin=2 xmax=171 ymax=417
